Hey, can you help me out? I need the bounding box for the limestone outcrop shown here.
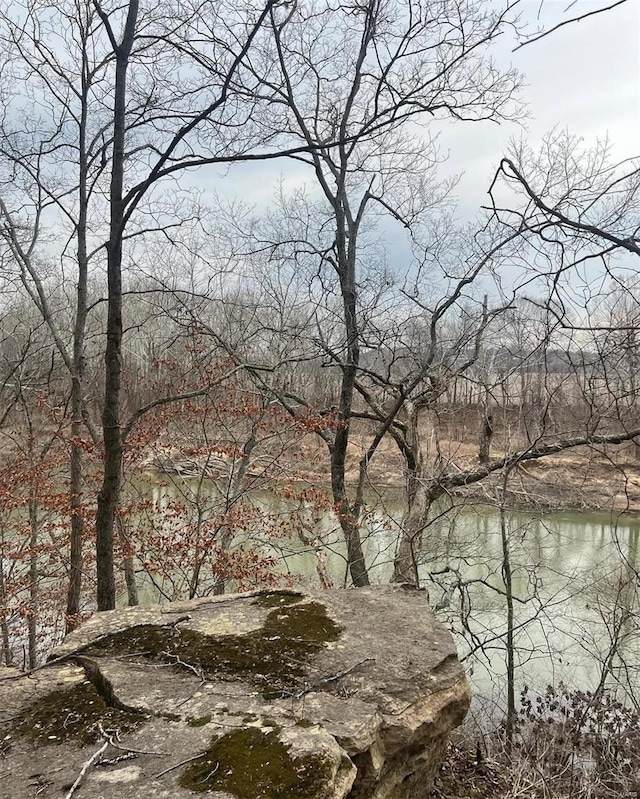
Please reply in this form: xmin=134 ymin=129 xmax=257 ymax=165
xmin=0 ymin=586 xmax=469 ymax=799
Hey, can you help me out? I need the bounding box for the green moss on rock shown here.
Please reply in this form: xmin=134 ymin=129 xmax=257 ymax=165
xmin=179 ymin=727 xmax=333 ymax=797
xmin=252 ymin=591 xmax=304 ymax=609
xmin=187 ymin=715 xmax=212 ymax=728
xmin=9 ymin=680 xmax=143 ymax=746
xmin=84 ymin=593 xmax=341 ymax=698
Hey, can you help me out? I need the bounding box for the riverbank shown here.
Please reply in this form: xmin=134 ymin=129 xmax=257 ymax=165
xmin=136 ymin=434 xmax=640 ymax=515
xmin=305 ymin=434 xmax=640 ymax=514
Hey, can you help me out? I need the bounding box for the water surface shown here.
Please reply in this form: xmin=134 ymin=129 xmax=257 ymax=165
xmin=134 ymin=474 xmax=640 ymax=714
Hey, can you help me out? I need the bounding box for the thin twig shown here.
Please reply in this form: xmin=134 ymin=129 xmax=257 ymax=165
xmin=199 ymin=762 xmax=219 ymax=783
xmin=64 ymin=739 xmax=109 ymax=799
xmin=315 ymin=657 xmax=375 ymax=688
xmin=161 ymin=650 xmax=205 ymax=681
xmin=96 ymin=752 xmax=138 ymax=767
xmin=152 ymin=751 xmax=207 ymax=779
xmin=514 ymin=0 xmax=628 ymax=50
xmin=108 ymin=740 xmax=170 ymax=756
xmin=294 ymin=658 xmax=375 ymax=698
xmin=115 ymin=650 xmax=154 ymax=660
xmin=176 ymin=680 xmax=207 ymax=709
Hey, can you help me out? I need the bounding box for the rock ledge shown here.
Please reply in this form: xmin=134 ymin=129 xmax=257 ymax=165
xmin=0 ymin=586 xmax=469 ymax=799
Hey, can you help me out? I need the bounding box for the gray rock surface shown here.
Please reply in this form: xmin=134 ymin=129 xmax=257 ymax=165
xmin=0 ymin=586 xmax=469 ymax=799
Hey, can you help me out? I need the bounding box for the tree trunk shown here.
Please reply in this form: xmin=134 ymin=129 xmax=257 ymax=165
xmin=95 ymin=234 xmax=125 ymax=610
xmin=336 ymin=501 xmax=369 ymax=587
xmin=212 ymin=433 xmax=257 ymax=596
xmin=392 ymin=480 xmax=431 ymax=586
xmin=0 ymin=555 xmax=12 ymax=665
xmin=95 ymin=0 xmax=139 ymax=611
xmin=189 ymin=506 xmax=206 ymax=599
xmin=116 ymin=517 xmax=138 ymax=606
xmin=479 ymin=403 xmax=493 ymax=464
xmin=331 ymin=248 xmax=369 ymax=587
xmin=66 ymin=416 xmax=84 ymax=629
xmin=123 ymin=555 xmax=138 ymax=607
xmin=392 ymin=400 xmax=431 ymax=586
xmin=500 ymin=501 xmax=515 ymax=752
xmin=66 ymin=26 xmax=91 ymax=630
xmin=27 ymin=495 xmax=38 ymax=670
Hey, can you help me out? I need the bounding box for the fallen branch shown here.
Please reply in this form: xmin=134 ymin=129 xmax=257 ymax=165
xmin=108 ymin=740 xmax=170 ymax=756
xmin=64 ymin=739 xmax=109 ymax=799
xmin=315 ymin=658 xmax=375 ymax=688
xmin=176 ymin=680 xmax=207 ymax=709
xmin=96 ymin=751 xmax=137 ymax=767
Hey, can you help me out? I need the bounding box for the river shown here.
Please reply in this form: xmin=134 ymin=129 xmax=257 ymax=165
xmin=134 ymin=473 xmax=640 ymax=718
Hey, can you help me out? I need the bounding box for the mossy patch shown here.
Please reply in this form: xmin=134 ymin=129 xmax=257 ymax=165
xmin=340 ymin=754 xmax=353 ymax=771
xmin=179 ymin=727 xmax=333 ymax=796
xmin=188 ymin=715 xmax=212 ymax=728
xmin=84 ymin=593 xmax=341 ymax=698
xmin=8 ymin=680 xmax=143 ymax=746
xmin=252 ymin=590 xmax=304 ymax=609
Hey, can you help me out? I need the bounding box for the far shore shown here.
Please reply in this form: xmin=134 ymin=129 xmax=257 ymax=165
xmin=135 ymin=436 xmax=640 ymax=517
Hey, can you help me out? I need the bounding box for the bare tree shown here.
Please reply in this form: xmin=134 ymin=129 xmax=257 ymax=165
xmin=0 ymin=0 xmax=110 ymax=625
xmin=208 ymin=0 xmax=523 ymax=586
xmin=227 ymin=127 xmax=640 ymax=588
xmin=384 ymin=132 xmax=640 ymax=584
xmin=0 ymin=0 xmax=355 ymax=611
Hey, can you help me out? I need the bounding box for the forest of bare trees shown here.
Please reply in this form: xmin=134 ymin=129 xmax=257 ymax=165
xmin=0 ymin=0 xmax=639 ymax=791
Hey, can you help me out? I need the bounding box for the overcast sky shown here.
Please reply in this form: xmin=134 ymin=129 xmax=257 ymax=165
xmin=208 ymin=0 xmax=639 ymax=228
xmin=449 ymin=0 xmax=640 ymax=217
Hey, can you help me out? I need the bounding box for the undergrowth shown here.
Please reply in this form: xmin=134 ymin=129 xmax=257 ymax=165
xmin=430 ymin=684 xmax=640 ymax=799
